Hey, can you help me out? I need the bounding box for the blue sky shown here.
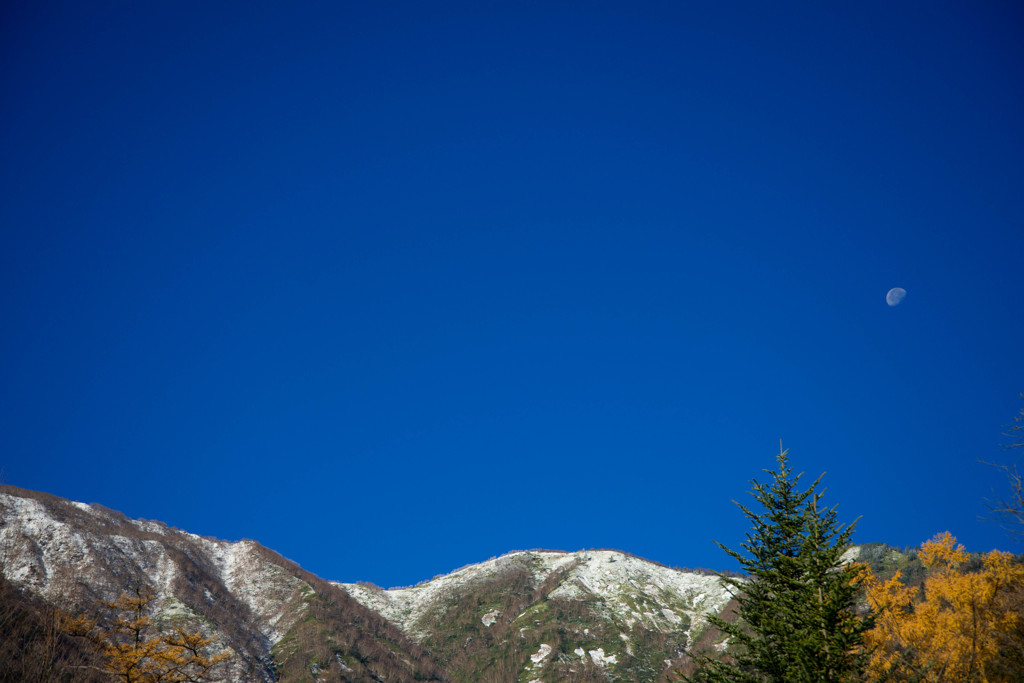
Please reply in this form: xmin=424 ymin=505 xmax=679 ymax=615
xmin=2 ymin=1 xmax=1023 ymax=588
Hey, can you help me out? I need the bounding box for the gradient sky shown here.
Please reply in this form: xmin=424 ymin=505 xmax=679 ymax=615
xmin=3 ymin=1 xmax=1023 ymax=588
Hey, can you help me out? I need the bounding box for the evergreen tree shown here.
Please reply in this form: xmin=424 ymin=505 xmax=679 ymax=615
xmin=686 ymin=445 xmax=872 ymax=683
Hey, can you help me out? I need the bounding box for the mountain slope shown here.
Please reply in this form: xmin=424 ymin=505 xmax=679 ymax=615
xmin=1 ymin=485 xmax=741 ymax=682
xmin=0 ymin=486 xmax=444 ymax=682
xmin=341 ymin=550 xmax=735 ymax=682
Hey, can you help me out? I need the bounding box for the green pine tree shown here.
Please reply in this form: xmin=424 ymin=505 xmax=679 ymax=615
xmin=686 ymin=445 xmax=873 ymax=683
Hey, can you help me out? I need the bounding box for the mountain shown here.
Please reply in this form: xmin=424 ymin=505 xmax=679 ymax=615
xmin=0 ymin=485 xmax=739 ymax=681
xmin=340 ymin=550 xmax=735 ymax=681
xmin=0 ymin=486 xmax=444 ymax=682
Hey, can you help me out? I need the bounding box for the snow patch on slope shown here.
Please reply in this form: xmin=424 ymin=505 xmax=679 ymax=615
xmin=0 ymin=492 xmax=304 ymax=647
xmin=342 ymin=548 xmax=735 ymax=649
xmin=340 ymin=550 xmax=578 ymax=639
xmin=547 ymin=550 xmax=735 ymax=643
xmin=530 ymin=643 xmax=552 ymax=663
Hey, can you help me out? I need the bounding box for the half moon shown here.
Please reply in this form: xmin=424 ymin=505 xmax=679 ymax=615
xmin=886 ymin=287 xmax=906 ymax=306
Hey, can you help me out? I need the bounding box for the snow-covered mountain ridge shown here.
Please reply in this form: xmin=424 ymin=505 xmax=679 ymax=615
xmin=1 ymin=491 xmax=302 ymax=642
xmin=340 ymin=549 xmax=733 ymax=645
xmin=1 ymin=485 xmax=742 ymax=681
xmin=0 ymin=486 xmax=443 ymax=681
xmin=339 ymin=549 xmax=738 ymax=680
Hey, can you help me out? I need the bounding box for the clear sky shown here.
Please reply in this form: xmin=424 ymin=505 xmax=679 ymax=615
xmin=2 ymin=1 xmax=1023 ymax=588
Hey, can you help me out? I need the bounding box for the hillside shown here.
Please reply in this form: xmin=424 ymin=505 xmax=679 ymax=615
xmin=0 ymin=486 xmax=444 ymax=682
xmin=341 ymin=550 xmax=735 ymax=681
xmin=0 ymin=484 xmax=839 ymax=681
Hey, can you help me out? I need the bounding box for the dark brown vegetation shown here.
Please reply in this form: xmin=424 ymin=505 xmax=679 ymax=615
xmin=252 ymin=543 xmax=446 ymax=682
xmin=0 ymin=572 xmax=106 ymax=682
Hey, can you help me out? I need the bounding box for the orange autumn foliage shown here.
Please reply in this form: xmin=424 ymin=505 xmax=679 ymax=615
xmin=64 ymin=583 xmax=230 ymax=683
xmin=864 ymin=532 xmax=1024 ymax=683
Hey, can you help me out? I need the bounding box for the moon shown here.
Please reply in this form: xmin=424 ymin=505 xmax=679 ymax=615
xmin=886 ymin=287 xmax=906 ymax=306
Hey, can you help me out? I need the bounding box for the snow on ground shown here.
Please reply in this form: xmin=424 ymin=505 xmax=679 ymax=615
xmin=0 ymin=494 xmax=117 ymax=598
xmin=841 ymin=546 xmax=862 ymax=563
xmin=70 ymin=501 xmax=95 ymax=514
xmin=216 ymin=539 xmax=306 ymax=643
xmin=619 ymin=632 xmax=634 ymax=656
xmin=341 ymin=548 xmax=736 ymax=649
xmin=131 ymin=519 xmax=169 ymax=535
xmin=3 ymin=491 xmax=736 ymax=663
xmin=547 ymin=550 xmax=735 ymax=643
xmin=530 ymin=643 xmax=552 ymax=664
xmin=0 ymin=492 xmax=304 ymax=647
xmin=589 ymin=647 xmax=618 ymax=666
xmin=339 ymin=550 xmax=577 ymax=638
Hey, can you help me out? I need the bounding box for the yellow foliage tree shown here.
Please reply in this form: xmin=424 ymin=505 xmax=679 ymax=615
xmin=65 ymin=582 xmax=229 ymax=683
xmin=864 ymin=532 xmax=1024 ymax=683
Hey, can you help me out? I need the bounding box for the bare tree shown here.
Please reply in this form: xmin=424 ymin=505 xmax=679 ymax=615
xmin=983 ymin=395 xmax=1024 ymax=540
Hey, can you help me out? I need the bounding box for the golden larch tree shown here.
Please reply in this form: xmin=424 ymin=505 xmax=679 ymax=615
xmin=65 ymin=582 xmax=229 ymax=683
xmin=864 ymin=532 xmax=1024 ymax=683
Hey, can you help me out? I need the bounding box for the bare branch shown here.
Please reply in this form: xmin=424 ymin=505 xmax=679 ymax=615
xmin=981 ymin=395 xmax=1024 ymax=541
